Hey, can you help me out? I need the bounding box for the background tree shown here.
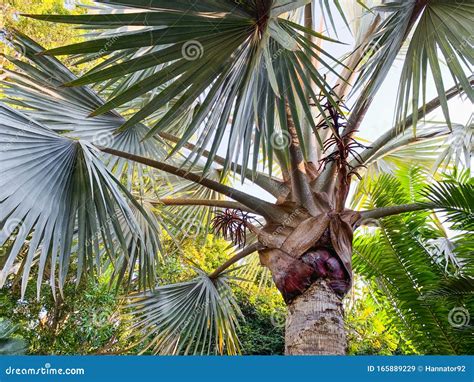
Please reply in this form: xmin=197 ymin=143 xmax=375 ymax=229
xmin=0 ymin=319 xmax=26 ymax=355
xmin=0 ymin=0 xmax=472 ymax=355
xmin=1 ymin=0 xmax=89 ymax=71
xmin=352 ymin=167 xmax=474 ymax=354
xmin=1 ymin=230 xmax=421 ymax=356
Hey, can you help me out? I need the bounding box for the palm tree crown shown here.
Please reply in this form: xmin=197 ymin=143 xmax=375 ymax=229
xmin=0 ymin=0 xmax=472 ymax=354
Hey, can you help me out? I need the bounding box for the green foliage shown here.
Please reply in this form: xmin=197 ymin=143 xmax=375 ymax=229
xmin=24 ymin=1 xmax=344 ymax=175
xmin=180 ymin=235 xmax=231 ymax=274
xmin=345 ymin=280 xmax=417 ymax=355
xmin=0 ymin=318 xmax=27 ymax=354
xmin=235 ymin=286 xmax=285 ymax=355
xmin=156 ymin=234 xmax=231 ymax=283
xmin=1 ymin=0 xmax=88 ymax=70
xmin=353 ymin=168 xmax=474 ymax=354
xmin=0 ymin=276 xmax=129 ymax=354
xmin=0 ymin=229 xmax=421 ymax=356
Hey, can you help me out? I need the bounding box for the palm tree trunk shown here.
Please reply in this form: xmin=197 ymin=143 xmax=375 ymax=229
xmin=285 ymin=279 xmax=346 ymax=355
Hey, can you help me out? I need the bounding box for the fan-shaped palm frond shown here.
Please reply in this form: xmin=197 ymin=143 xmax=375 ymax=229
xmin=128 ymin=268 xmax=242 ymax=355
xmin=354 ymin=1 xmax=473 ymax=133
xmin=0 ymin=30 xmax=167 ymax=187
xmin=0 ymin=105 xmax=159 ymax=296
xmin=353 ymin=123 xmax=452 ymax=180
xmin=393 ymin=0 xmax=474 ymax=130
xmin=26 ymin=1 xmax=345 ymax=177
xmin=235 ymin=251 xmax=274 ymax=291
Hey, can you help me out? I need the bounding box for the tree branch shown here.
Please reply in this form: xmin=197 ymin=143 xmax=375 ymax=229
xmin=149 ymin=198 xmax=256 ymax=214
xmin=158 ymin=132 xmax=289 ymax=198
xmin=98 ymin=146 xmax=286 ymax=222
xmin=351 ymin=77 xmax=473 ymax=168
xmin=208 ymin=242 xmax=264 ymax=279
xmin=302 ymin=3 xmax=319 ymax=164
xmin=359 ymin=202 xmax=436 ymax=221
xmin=342 ymin=4 xmax=427 ymax=141
xmin=319 ymin=4 xmax=426 ymax=192
xmin=285 ymin=102 xmax=318 ymax=214
xmin=313 ymin=19 xmax=382 ymax=193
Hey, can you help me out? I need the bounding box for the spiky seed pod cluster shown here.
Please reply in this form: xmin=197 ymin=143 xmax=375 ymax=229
xmin=211 ymin=209 xmax=258 ymax=248
xmin=315 ymin=88 xmax=370 ymax=182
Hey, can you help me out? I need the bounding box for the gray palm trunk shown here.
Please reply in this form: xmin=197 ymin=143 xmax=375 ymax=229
xmin=285 ymin=280 xmax=346 ymax=355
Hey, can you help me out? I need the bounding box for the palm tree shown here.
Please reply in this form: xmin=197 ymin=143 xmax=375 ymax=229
xmin=0 ymin=0 xmax=472 ymax=354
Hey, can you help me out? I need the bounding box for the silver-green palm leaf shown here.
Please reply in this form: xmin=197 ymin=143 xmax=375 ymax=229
xmin=0 ymin=105 xmax=159 ymax=297
xmin=26 ymin=0 xmax=344 ymax=176
xmin=128 ymin=268 xmax=242 ymax=355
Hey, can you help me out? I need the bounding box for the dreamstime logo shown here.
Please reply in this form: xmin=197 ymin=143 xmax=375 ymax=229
xmin=270 ymin=309 xmax=287 ymax=328
xmin=1 ymin=218 xmax=26 ymax=239
xmin=92 ymin=131 xmax=115 ymax=147
xmin=5 ymin=362 xmax=85 ymax=376
xmin=270 ymin=131 xmax=291 ymax=150
xmin=64 ymin=0 xmax=76 ymax=10
xmin=181 ymin=40 xmax=204 ymax=61
xmin=448 ymin=307 xmax=470 ymax=328
xmin=183 ymin=218 xmax=201 ymax=239
xmin=0 ymin=30 xmax=26 ymax=59
xmin=358 ymin=217 xmax=381 ymax=228
xmin=90 ymin=310 xmax=110 ymax=327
